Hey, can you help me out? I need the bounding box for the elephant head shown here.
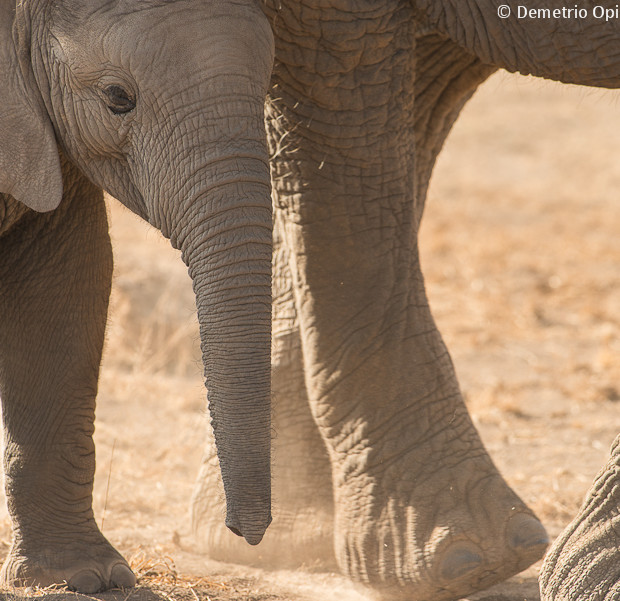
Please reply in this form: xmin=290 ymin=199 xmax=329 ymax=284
xmin=0 ymin=0 xmax=275 ymax=545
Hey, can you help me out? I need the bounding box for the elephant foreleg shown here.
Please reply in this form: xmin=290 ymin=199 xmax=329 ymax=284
xmin=264 ymin=3 xmax=548 ymax=600
xmin=0 ymin=166 xmax=134 ymax=592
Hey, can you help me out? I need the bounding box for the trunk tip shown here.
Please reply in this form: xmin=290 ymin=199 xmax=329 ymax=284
xmin=226 ymin=513 xmax=272 ymax=546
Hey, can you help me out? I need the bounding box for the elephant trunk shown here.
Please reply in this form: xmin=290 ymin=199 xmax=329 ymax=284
xmin=131 ymin=3 xmax=275 ymax=544
xmin=139 ymin=5 xmax=276 ymax=544
xmin=171 ymin=166 xmax=273 ymax=545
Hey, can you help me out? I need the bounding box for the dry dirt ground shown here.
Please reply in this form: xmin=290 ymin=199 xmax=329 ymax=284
xmin=0 ymin=71 xmax=618 ymax=601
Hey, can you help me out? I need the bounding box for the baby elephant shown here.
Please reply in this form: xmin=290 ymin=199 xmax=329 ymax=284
xmin=0 ymin=0 xmax=274 ymax=591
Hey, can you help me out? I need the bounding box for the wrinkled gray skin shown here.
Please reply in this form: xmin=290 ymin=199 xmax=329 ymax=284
xmin=195 ymin=2 xmax=620 ymax=601
xmin=0 ymin=0 xmax=618 ymax=600
xmin=0 ymin=0 xmax=274 ymax=591
xmin=539 ymin=434 xmax=620 ymax=601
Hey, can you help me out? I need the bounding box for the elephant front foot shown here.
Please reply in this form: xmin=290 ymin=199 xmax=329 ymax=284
xmin=0 ymin=531 xmax=136 ymax=593
xmin=539 ymin=435 xmax=620 ymax=601
xmin=333 ymin=435 xmax=548 ymax=600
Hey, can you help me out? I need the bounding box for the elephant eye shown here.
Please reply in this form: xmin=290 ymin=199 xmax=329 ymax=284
xmin=103 ymin=85 xmax=136 ymax=115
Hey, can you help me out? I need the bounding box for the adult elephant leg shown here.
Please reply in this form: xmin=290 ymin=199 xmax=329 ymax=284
xmin=539 ymin=435 xmax=620 ymax=601
xmin=266 ymin=4 xmax=547 ymax=600
xmin=0 ymin=163 xmax=135 ymax=592
xmin=191 ymin=210 xmax=335 ymax=567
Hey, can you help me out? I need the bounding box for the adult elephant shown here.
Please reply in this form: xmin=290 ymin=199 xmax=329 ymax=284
xmin=193 ymin=2 xmax=620 ymax=601
xmin=0 ymin=0 xmax=618 ymax=600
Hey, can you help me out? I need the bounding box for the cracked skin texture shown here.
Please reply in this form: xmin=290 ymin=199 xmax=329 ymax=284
xmin=196 ymin=1 xmax=620 ymax=599
xmin=540 ymin=436 xmax=620 ymax=601
xmin=1 ymin=0 xmax=620 ymax=599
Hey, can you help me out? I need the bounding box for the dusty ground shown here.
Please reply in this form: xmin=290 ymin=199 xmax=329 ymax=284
xmin=0 ymin=71 xmax=618 ymax=601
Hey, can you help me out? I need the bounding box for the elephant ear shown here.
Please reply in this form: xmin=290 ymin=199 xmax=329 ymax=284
xmin=0 ymin=1 xmax=62 ymax=212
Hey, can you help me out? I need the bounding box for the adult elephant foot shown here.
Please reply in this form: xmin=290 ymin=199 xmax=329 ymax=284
xmin=330 ymin=401 xmax=549 ymax=601
xmin=0 ymin=530 xmax=135 ymax=593
xmin=539 ymin=435 xmax=620 ymax=601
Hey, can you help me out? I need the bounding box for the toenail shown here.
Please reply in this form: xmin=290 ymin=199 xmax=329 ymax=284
xmin=68 ymin=569 xmax=102 ymax=593
xmin=440 ymin=543 xmax=484 ymax=580
xmin=111 ymin=563 xmax=136 ymax=589
xmin=506 ymin=513 xmax=550 ymax=551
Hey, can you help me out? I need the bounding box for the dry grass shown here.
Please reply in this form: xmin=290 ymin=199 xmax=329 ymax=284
xmin=0 ymin=551 xmax=274 ymax=601
xmin=127 ymin=551 xmax=234 ymax=600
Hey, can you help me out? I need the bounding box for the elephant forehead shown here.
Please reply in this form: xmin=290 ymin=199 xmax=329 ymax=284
xmin=51 ymin=0 xmax=272 ymax=87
